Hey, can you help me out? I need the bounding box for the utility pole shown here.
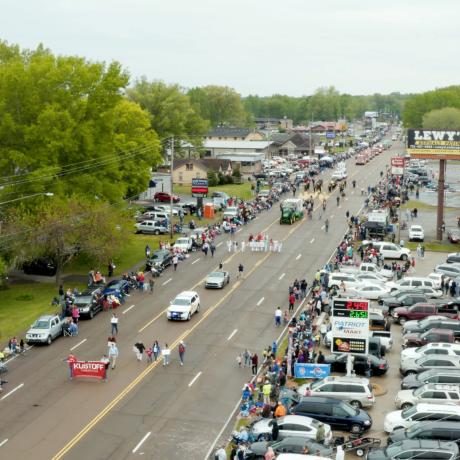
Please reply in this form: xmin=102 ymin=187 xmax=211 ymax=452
xmin=170 ymin=136 xmax=174 ymax=239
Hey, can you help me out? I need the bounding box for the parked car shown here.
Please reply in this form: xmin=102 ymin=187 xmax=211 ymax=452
xmin=367 ymin=439 xmax=458 ymax=460
xmin=74 ymin=287 xmax=103 ymax=319
xmin=386 ymin=277 xmax=436 ymax=292
xmin=399 ymin=354 xmax=460 ymax=376
xmin=244 ymin=437 xmax=333 ymax=459
xmin=328 ymin=273 xmax=363 ymax=290
xmin=447 ymin=252 xmax=460 ymax=264
xmin=249 ymin=415 xmax=333 ymax=443
xmin=370 ymin=330 xmax=393 ymax=352
xmin=146 ymin=250 xmax=173 ymax=271
xmin=135 ymin=220 xmax=169 ymax=235
xmin=102 ymin=279 xmax=130 ymax=297
xmin=154 ymin=192 xmax=180 ymax=203
xmin=348 ymin=284 xmax=391 ymax=300
xmin=204 ymin=271 xmax=230 ymax=289
xmin=393 ymin=304 xmax=458 ymax=325
xmin=402 ymin=317 xmax=460 ymax=334
xmin=297 ymin=376 xmax=375 ymax=408
xmin=435 ymin=263 xmax=460 ymax=277
xmin=388 ymin=421 xmax=460 ymax=446
xmin=384 ymin=403 xmax=460 ymax=432
xmin=370 ymin=241 xmax=411 ymax=260
xmin=22 ymin=257 xmax=57 ymax=276
xmin=291 ymin=396 xmax=372 ymax=433
xmin=369 ymin=311 xmax=390 ymax=331
xmin=174 ymin=237 xmax=193 ymax=252
xmin=166 ymin=291 xmax=200 ymax=321
xmin=401 ymin=343 xmax=460 ymax=363
xmin=323 ymin=353 xmax=388 ymax=376
xmin=401 ymin=369 xmax=460 ymax=390
xmin=408 ymin=225 xmax=425 ymax=242
xmin=448 ymin=229 xmax=460 ymax=244
xmin=394 ymin=383 xmax=460 ymax=409
xmin=403 ymin=328 xmax=455 ymax=349
xmin=427 ymin=272 xmax=443 ymax=288
xmin=26 ymin=314 xmax=65 ymax=345
xmin=381 ymin=293 xmax=429 ymax=316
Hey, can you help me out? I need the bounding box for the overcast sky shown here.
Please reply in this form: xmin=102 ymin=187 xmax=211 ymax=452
xmin=3 ymin=0 xmax=460 ymax=97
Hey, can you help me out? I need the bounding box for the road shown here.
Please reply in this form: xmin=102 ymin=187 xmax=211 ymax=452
xmin=0 ymin=137 xmax=401 ymax=460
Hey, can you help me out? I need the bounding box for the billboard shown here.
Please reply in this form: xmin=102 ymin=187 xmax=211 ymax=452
xmin=407 ymin=129 xmax=460 ymax=160
xmin=191 ymin=178 xmax=208 ymax=197
xmin=331 ymin=298 xmax=369 ymax=355
xmin=391 ymin=157 xmax=405 ymax=176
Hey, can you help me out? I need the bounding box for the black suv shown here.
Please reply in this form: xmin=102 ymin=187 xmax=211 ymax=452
xmin=290 ymin=396 xmax=372 ymax=433
xmin=388 ymin=421 xmax=460 ymax=446
xmin=382 ymin=293 xmax=428 ymax=315
xmin=74 ymin=287 xmax=103 ymax=319
xmin=23 ymin=257 xmax=57 ymax=276
xmin=146 ymin=250 xmax=173 ymax=271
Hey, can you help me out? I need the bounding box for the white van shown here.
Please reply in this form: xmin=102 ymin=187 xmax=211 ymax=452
xmin=371 ymin=241 xmax=411 ymax=260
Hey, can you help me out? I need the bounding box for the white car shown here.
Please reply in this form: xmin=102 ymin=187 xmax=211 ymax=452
xmin=386 ymin=277 xmax=436 ymax=292
xmin=167 ymin=291 xmax=200 ymax=321
xmin=427 ymin=272 xmax=443 ymax=289
xmin=435 ymin=263 xmax=460 ymax=278
xmin=401 ymin=343 xmax=460 ymax=362
xmin=408 ymin=225 xmax=425 ymax=242
xmin=371 ymin=242 xmax=411 ymax=260
xmin=355 ymin=273 xmax=388 ymax=285
xmin=174 ymin=237 xmax=193 ymax=252
xmin=151 ymin=205 xmax=179 ymax=216
xmin=348 ymin=284 xmax=391 ymax=300
xmin=394 ymin=384 xmax=460 ymax=410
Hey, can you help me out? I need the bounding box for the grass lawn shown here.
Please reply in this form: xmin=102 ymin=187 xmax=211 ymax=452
xmin=406 ymin=241 xmax=458 ymax=252
xmin=174 ymin=182 xmax=254 ymax=201
xmin=0 ymin=282 xmax=85 ymax=342
xmin=401 ymin=199 xmax=457 ymax=212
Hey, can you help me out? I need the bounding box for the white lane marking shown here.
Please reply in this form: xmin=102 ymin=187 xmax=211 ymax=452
xmin=321 ymin=225 xmax=325 ymax=230
xmin=122 ymin=304 xmax=136 ymax=314
xmin=192 ymin=258 xmax=201 ymax=265
xmin=236 ymin=228 xmax=242 ymax=233
xmin=296 ymin=254 xmax=302 ymax=260
xmin=278 ymin=273 xmax=285 ymax=280
xmin=0 ymin=439 xmax=8 ymax=448
xmin=351 ymin=191 xmax=354 ymax=195
xmin=70 ymin=338 xmax=87 ymax=351
xmin=216 ymin=242 xmax=223 ymax=248
xmin=132 ymin=432 xmax=151 ymax=454
xmin=188 ymin=371 xmax=202 ymax=387
xmin=330 ymin=214 xmax=334 ymax=219
xmin=256 ymin=297 xmax=265 ymax=306
xmin=345 ymin=197 xmax=349 ymax=201
xmin=338 ymin=205 xmax=342 ymax=209
xmin=310 ymin=238 xmax=315 ymax=244
xmin=0 ymin=383 xmax=24 ymax=401
xmin=227 ymin=329 xmax=238 ymax=341
xmin=162 ymin=278 xmax=172 ymax=286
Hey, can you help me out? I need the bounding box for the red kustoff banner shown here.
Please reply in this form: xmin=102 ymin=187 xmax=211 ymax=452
xmin=71 ymin=361 xmax=106 ymax=379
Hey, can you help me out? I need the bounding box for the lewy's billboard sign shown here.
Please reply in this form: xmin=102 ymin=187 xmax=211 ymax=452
xmin=407 ymin=129 xmax=460 ymax=159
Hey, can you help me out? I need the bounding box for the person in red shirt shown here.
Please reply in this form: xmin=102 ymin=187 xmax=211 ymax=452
xmin=289 ymin=293 xmax=295 ymax=312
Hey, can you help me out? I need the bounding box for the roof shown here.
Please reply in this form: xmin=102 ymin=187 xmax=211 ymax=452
xmin=215 ymin=152 xmax=265 ymax=162
xmin=176 ymin=291 xmax=198 ymax=298
xmin=173 ymin=158 xmax=232 ymax=171
xmin=204 ymin=140 xmax=272 ymax=149
xmin=207 ymin=127 xmax=251 ymax=137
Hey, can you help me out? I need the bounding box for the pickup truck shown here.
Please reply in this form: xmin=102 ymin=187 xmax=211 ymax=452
xmin=26 ymin=314 xmax=65 ymax=345
xmin=339 ymin=262 xmax=393 ymax=280
xmin=393 ymin=303 xmax=459 ymax=325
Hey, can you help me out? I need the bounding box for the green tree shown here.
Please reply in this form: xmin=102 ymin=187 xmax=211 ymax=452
xmin=127 ymin=79 xmax=209 ymax=152
xmin=207 ymin=170 xmax=218 ymax=186
xmin=0 ymin=40 xmax=161 ymax=204
xmin=188 ymin=85 xmax=250 ymax=127
xmin=422 ymin=107 xmax=460 ymax=130
xmin=2 ymin=196 xmax=130 ymax=285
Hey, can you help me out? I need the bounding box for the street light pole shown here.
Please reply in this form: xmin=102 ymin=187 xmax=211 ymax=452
xmin=170 ymin=136 xmax=174 ymax=239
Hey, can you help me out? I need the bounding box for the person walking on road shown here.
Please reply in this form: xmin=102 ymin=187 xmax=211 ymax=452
xmin=178 ymin=341 xmax=186 ymax=366
xmin=288 ymin=293 xmax=295 ymax=312
xmin=172 ymin=254 xmax=178 ymax=271
xmin=325 ymin=219 xmax=329 ymax=233
xmin=134 ymin=342 xmax=145 ymax=361
xmin=243 ymin=349 xmax=251 ymax=367
xmin=336 ymin=196 xmax=340 ymax=206
xmin=210 ymin=242 xmax=216 ymax=257
xmin=162 ymin=343 xmax=170 ymax=366
xmin=153 ymin=341 xmax=160 ymax=361
xmin=110 ymin=313 xmax=119 ymax=335
xmin=251 ymin=353 xmax=258 ymax=375
xmin=145 ymin=244 xmax=151 ymax=258
xmin=275 ymin=307 xmax=282 ymax=327
xmin=108 ymin=343 xmax=118 ymax=369
xmin=237 ymin=263 xmax=244 ymax=279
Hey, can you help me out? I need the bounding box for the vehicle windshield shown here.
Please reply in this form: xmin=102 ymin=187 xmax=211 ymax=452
xmin=176 ymin=239 xmax=188 ymax=244
xmin=74 ymin=296 xmax=92 ymax=304
xmin=208 ymin=272 xmax=224 ymax=278
xmin=385 ymin=443 xmax=405 ymax=457
xmin=173 ymin=298 xmax=191 ymax=306
xmin=32 ymin=320 xmax=51 ymax=329
xmin=342 ymin=403 xmax=359 ymax=416
xmin=401 ymin=406 xmax=416 ymax=419
xmin=413 ymin=387 xmax=425 ymax=396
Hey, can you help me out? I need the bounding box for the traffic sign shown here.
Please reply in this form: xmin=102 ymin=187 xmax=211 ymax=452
xmin=331 ymin=298 xmax=369 ymax=355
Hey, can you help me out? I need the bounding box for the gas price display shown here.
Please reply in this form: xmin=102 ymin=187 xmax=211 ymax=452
xmin=333 ymin=299 xmax=369 ymax=318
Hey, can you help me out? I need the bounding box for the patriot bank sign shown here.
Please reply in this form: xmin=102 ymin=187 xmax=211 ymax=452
xmin=407 ymin=129 xmax=460 ymax=159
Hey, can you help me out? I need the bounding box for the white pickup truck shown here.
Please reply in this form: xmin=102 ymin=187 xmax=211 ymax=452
xmin=339 ymin=262 xmax=393 ymax=280
xmin=26 ymin=314 xmax=65 ymax=345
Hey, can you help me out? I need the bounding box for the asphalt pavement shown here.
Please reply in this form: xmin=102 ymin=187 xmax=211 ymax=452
xmin=0 ymin=137 xmax=402 ymax=460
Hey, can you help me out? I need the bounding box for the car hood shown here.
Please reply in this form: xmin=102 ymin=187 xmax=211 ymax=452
xmin=384 ymin=410 xmax=403 ymax=427
xmin=400 ymin=374 xmax=421 ymax=388
xmin=382 ymin=296 xmax=400 ymax=305
xmin=393 ymin=307 xmax=409 ymax=315
xmin=403 ymin=332 xmax=422 ymax=343
xmin=251 ymin=418 xmax=273 ymax=434
xmin=400 ymin=348 xmax=421 ymax=360
xmin=402 ymin=323 xmax=424 ymax=333
xmin=27 ymin=327 xmax=49 ymax=335
xmin=367 ymin=447 xmax=392 ymax=460
xmin=395 ymin=389 xmax=414 ymax=401
xmin=247 ymin=441 xmax=269 ymax=455
xmin=388 ymin=429 xmax=408 ymax=444
xmin=167 ymin=305 xmax=190 ymax=313
xmin=206 ymin=276 xmax=224 ymax=284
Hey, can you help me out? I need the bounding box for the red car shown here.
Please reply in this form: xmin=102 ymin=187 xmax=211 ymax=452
xmin=448 ymin=229 xmax=460 ymax=243
xmin=154 ymin=192 xmax=180 ymax=203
